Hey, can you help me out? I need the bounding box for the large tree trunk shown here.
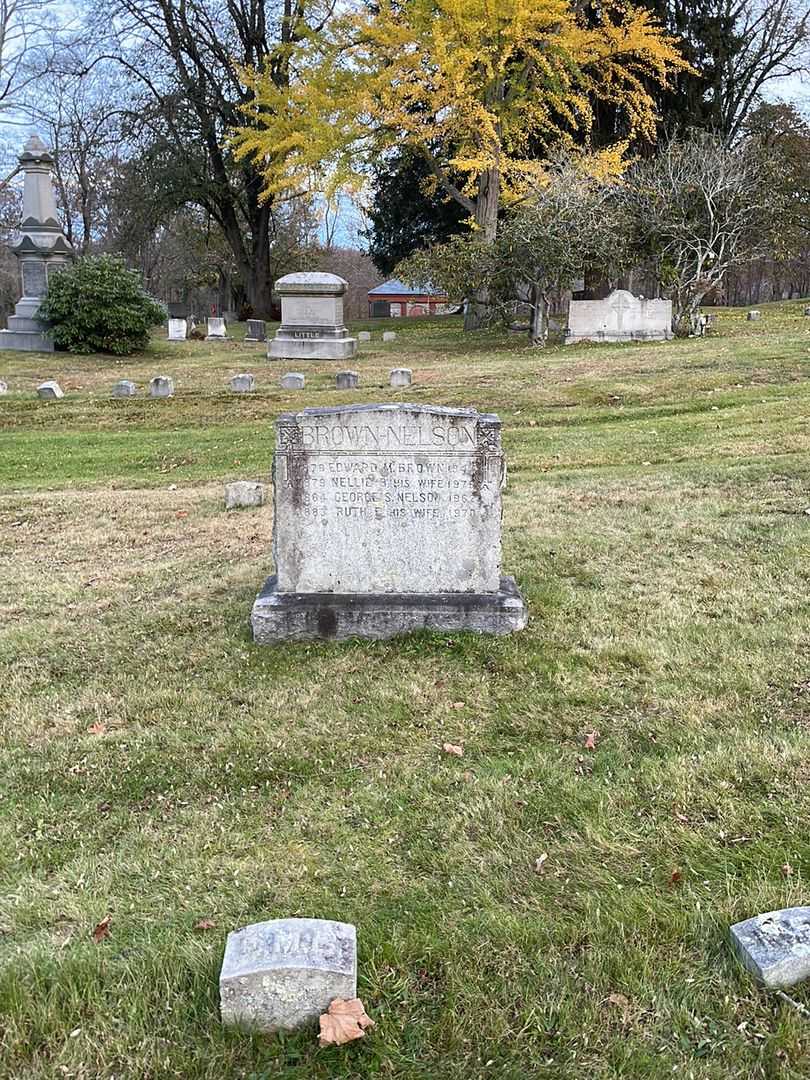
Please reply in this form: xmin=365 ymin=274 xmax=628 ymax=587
xmin=464 ymin=165 xmax=499 ymax=331
xmin=528 ymin=284 xmax=549 ymax=346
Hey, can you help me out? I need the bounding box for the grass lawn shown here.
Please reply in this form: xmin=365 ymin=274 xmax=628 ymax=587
xmin=1 ymin=303 xmax=810 ymax=1079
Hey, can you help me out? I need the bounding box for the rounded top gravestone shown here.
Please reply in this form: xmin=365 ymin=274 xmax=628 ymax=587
xmin=274 ymin=272 xmax=348 ymax=296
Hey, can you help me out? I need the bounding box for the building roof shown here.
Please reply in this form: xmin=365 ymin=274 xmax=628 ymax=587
xmin=368 ymin=278 xmax=444 ymax=297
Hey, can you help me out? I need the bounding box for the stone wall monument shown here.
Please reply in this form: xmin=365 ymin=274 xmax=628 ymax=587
xmin=565 ymin=289 xmax=672 ymax=344
xmin=268 ymin=273 xmax=357 ymax=362
xmin=0 ymin=135 xmax=74 ymax=353
xmin=251 ymin=403 xmax=527 ymax=641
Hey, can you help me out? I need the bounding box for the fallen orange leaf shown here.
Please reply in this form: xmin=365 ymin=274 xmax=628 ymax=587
xmin=318 ymin=997 xmax=375 ymax=1047
xmin=584 ymin=731 xmax=598 ymax=750
xmin=668 ymin=868 xmax=682 ymax=886
xmin=87 ymin=722 xmax=106 ymax=736
xmin=442 ymin=742 xmax=464 ymax=757
xmin=194 ymin=918 xmax=216 ymax=931
xmin=91 ymin=915 xmax=111 ymax=943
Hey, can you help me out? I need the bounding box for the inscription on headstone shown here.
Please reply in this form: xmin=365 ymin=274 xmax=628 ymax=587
xmin=219 ymin=918 xmax=357 ymax=1033
xmin=22 ymin=260 xmax=47 ymax=298
xmin=251 ymin=403 xmax=527 ymax=640
xmin=730 ymin=907 xmax=810 ymax=988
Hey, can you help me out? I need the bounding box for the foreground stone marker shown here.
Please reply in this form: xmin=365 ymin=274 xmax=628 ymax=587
xmin=167 ymin=318 xmax=187 ymax=341
xmin=37 ymin=380 xmax=63 ymax=399
xmin=566 ymin=289 xmax=672 ymax=344
xmin=207 ymin=317 xmax=227 ymax=340
xmin=245 ymin=319 xmax=267 ymax=342
xmin=112 ymin=380 xmax=137 ymax=397
xmin=336 ymin=370 xmax=359 ymax=389
xmin=268 ymin=273 xmax=357 ymax=362
xmin=220 ymin=918 xmax=357 ymax=1033
xmin=225 ymin=481 xmax=265 ymax=509
xmin=730 ymin=907 xmax=810 ymax=988
xmin=150 ymin=376 xmax=174 ymax=398
xmin=747 ymin=310 xmax=761 ymax=322
xmin=230 ymin=373 xmax=255 ymax=393
xmin=251 ymin=403 xmax=528 ymax=641
xmin=390 ymin=368 xmax=411 ymax=388
xmin=280 ymin=372 xmax=305 ymax=390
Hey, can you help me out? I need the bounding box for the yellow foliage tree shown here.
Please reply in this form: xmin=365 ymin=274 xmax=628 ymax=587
xmin=235 ymin=0 xmax=689 ymax=322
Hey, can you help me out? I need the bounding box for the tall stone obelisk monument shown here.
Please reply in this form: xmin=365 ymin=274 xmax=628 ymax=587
xmin=0 ymin=135 xmax=74 ymax=352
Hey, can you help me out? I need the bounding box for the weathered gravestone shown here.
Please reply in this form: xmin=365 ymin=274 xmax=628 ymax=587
xmin=280 ymin=372 xmax=305 ymax=390
xmin=250 ymin=403 xmax=528 ymax=642
xmin=358 ymin=331 xmax=371 ymax=342
xmin=336 ymin=371 xmax=359 ymax=389
xmin=112 ymin=380 xmax=137 ymax=397
xmin=390 ymin=368 xmax=411 ymax=388
xmin=382 ymin=331 xmax=397 ymax=343
xmin=167 ymin=318 xmax=187 ymax=341
xmin=219 ymin=918 xmax=357 ymax=1033
xmin=37 ymin=380 xmax=63 ymax=399
xmin=0 ymin=380 xmax=7 ymax=394
xmin=150 ymin=376 xmax=174 ymax=398
xmin=225 ymin=481 xmax=265 ymax=509
xmin=730 ymin=907 xmax=810 ymax=988
xmin=207 ymin=317 xmax=227 ymax=340
xmin=268 ymin=273 xmax=357 ymax=362
xmin=747 ymin=310 xmax=761 ymax=322
xmin=804 ymin=306 xmax=810 ymax=317
xmin=245 ymin=319 xmax=267 ymax=342
xmin=230 ymin=373 xmax=255 ymax=393
xmin=566 ymin=289 xmax=672 ymax=344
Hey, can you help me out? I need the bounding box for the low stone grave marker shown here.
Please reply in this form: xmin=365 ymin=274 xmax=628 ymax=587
xmin=382 ymin=331 xmax=396 ymax=342
xmin=207 ymin=317 xmax=227 ymax=340
xmin=230 ymin=373 xmax=255 ymax=393
xmin=0 ymin=380 xmax=7 ymax=394
xmin=566 ymin=289 xmax=672 ymax=344
xmin=225 ymin=481 xmax=265 ymax=509
xmin=168 ymin=318 xmax=187 ymax=341
xmin=389 ymin=367 xmax=411 ymax=388
xmin=336 ymin=371 xmax=359 ymax=389
xmin=219 ymin=918 xmax=357 ymax=1033
xmin=805 ymin=306 xmax=810 ymax=317
xmin=747 ymin=310 xmax=761 ymax=322
xmin=358 ymin=331 xmax=371 ymax=342
xmin=280 ymin=372 xmax=305 ymax=390
xmin=112 ymin=380 xmax=137 ymax=397
xmin=37 ymin=380 xmax=63 ymax=400
xmin=150 ymin=375 xmax=174 ymax=398
xmin=730 ymin=907 xmax=810 ymax=988
xmin=245 ymin=319 xmax=267 ymax=342
xmin=250 ymin=403 xmax=528 ymax=641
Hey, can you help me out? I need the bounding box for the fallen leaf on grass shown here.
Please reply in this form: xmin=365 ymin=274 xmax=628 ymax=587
xmin=318 ymin=998 xmax=375 ymax=1046
xmin=584 ymin=731 xmax=599 ymax=750
xmin=607 ymin=992 xmax=631 ymax=1023
xmin=176 ymin=510 xmax=188 ymax=519
xmin=91 ymin=915 xmax=111 ymax=943
xmin=668 ymin=868 xmax=682 ymax=886
xmin=87 ymin=722 xmax=106 ymax=736
xmin=533 ymin=852 xmax=548 ymax=874
xmin=450 ymin=701 xmax=465 ymax=710
xmin=194 ymin=918 xmax=216 ymax=931
xmin=442 ymin=742 xmax=464 ymax=757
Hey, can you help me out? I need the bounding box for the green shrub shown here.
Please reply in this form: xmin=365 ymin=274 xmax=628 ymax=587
xmin=38 ymin=255 xmax=166 ymax=355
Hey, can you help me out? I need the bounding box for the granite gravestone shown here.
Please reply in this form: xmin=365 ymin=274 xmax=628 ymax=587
xmin=250 ymin=403 xmax=528 ymax=641
xmin=219 ymin=918 xmax=357 ymax=1033
xmin=207 ymin=317 xmax=227 ymax=340
xmin=112 ymin=380 xmax=137 ymax=397
xmin=336 ymin=371 xmax=359 ymax=389
xmin=168 ymin=318 xmax=187 ymax=341
xmin=730 ymin=907 xmax=810 ymax=988
xmin=566 ymin=289 xmax=672 ymax=344
xmin=280 ymin=372 xmax=305 ymax=390
xmin=230 ymin=373 xmax=255 ymax=392
xmin=268 ymin=273 xmax=357 ymax=362
xmin=225 ymin=481 xmax=265 ymax=509
xmin=37 ymin=380 xmax=63 ymax=399
xmin=390 ymin=368 xmax=411 ymax=388
xmin=747 ymin=310 xmax=761 ymax=322
xmin=150 ymin=376 xmax=174 ymax=398
xmin=245 ymin=319 xmax=267 ymax=342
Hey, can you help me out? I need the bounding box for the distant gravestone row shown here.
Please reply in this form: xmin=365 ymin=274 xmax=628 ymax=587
xmin=166 ymin=318 xmax=268 ymax=342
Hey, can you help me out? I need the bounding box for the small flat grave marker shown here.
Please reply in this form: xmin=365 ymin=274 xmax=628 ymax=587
xmin=219 ymin=918 xmax=357 ymax=1033
xmin=225 ymin=481 xmax=265 ymax=509
xmin=112 ymin=380 xmax=137 ymax=397
xmin=730 ymin=907 xmax=810 ymax=988
xmin=747 ymin=310 xmax=761 ymax=322
xmin=358 ymin=331 xmax=371 ymax=342
xmin=150 ymin=376 xmax=174 ymax=398
xmin=280 ymin=372 xmax=305 ymax=390
xmin=230 ymin=373 xmax=255 ymax=393
xmin=382 ymin=331 xmax=396 ymax=342
xmin=37 ymin=380 xmax=63 ymax=400
xmin=335 ymin=371 xmax=359 ymax=389
xmin=389 ymin=367 xmax=411 ymax=388
xmin=0 ymin=380 xmax=7 ymax=394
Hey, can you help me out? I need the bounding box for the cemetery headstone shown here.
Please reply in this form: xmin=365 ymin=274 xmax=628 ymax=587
xmin=251 ymin=403 xmax=528 ymax=641
xmin=220 ymin=918 xmax=357 ymax=1033
xmin=358 ymin=331 xmax=371 ymax=342
xmin=268 ymin=273 xmax=357 ymax=361
xmin=245 ymin=319 xmax=267 ymax=342
xmin=230 ymin=373 xmax=255 ymax=393
xmin=747 ymin=310 xmax=761 ymax=322
xmin=0 ymin=135 xmax=74 ymax=353
xmin=804 ymin=306 xmax=810 ymax=317
xmin=390 ymin=368 xmax=411 ymax=388
xmin=150 ymin=376 xmax=174 ymax=398
xmin=566 ymin=289 xmax=672 ymax=344
xmin=335 ymin=371 xmax=359 ymax=389
xmin=168 ymin=318 xmax=187 ymax=341
xmin=37 ymin=380 xmax=63 ymax=400
xmin=0 ymin=380 xmax=7 ymax=394
xmin=207 ymin=317 xmax=227 ymax=340
xmin=112 ymin=380 xmax=137 ymax=397
xmin=225 ymin=481 xmax=266 ymax=509
xmin=382 ymin=331 xmax=397 ymax=343
xmin=730 ymin=907 xmax=810 ymax=988
xmin=280 ymin=372 xmax=305 ymax=390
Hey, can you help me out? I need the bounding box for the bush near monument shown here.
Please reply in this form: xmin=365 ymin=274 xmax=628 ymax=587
xmin=37 ymin=255 xmax=166 ymax=355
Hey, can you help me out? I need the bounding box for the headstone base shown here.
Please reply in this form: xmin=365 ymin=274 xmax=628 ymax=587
xmin=268 ymin=336 xmax=357 ymax=362
xmin=251 ymin=574 xmax=527 ymax=642
xmin=0 ymin=327 xmax=53 ymax=352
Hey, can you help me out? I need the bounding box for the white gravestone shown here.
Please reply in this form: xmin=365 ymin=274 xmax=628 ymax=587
xmin=230 ymin=373 xmax=255 ymax=393
xmin=268 ymin=273 xmax=357 ymax=362
xmin=207 ymin=317 xmax=227 ymax=340
xmin=336 ymin=371 xmax=359 ymax=389
xmin=390 ymin=368 xmax=411 ymax=388
xmin=220 ymin=918 xmax=357 ymax=1033
xmin=730 ymin=908 xmax=810 ymax=988
xmin=245 ymin=319 xmax=267 ymax=342
xmin=0 ymin=381 xmax=7 ymax=394
xmin=382 ymin=331 xmax=396 ymax=343
xmin=37 ymin=380 xmax=63 ymax=400
xmin=280 ymin=372 xmax=305 ymax=390
xmin=225 ymin=481 xmax=265 ymax=509
xmin=566 ymin=289 xmax=672 ymax=344
xmin=804 ymin=306 xmax=810 ymax=317
xmin=250 ymin=403 xmax=528 ymax=641
xmin=358 ymin=331 xmax=371 ymax=342
xmin=112 ymin=380 xmax=137 ymax=397
xmin=167 ymin=318 xmax=187 ymax=341
xmin=150 ymin=376 xmax=174 ymax=398
xmin=747 ymin=310 xmax=761 ymax=322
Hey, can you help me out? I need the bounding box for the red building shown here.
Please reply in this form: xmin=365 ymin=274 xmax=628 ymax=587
xmin=367 ymin=278 xmax=451 ymax=318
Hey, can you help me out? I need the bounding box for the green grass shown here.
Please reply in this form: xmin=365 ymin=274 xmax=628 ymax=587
xmin=1 ymin=303 xmax=810 ymax=1078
